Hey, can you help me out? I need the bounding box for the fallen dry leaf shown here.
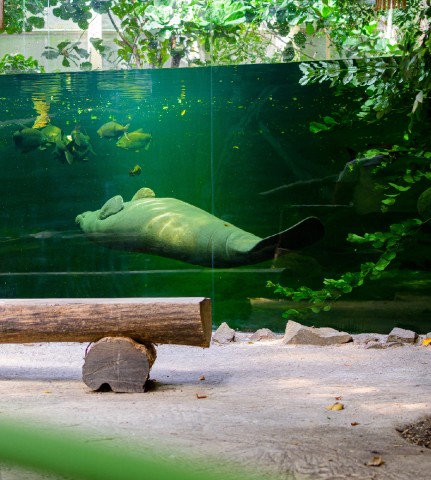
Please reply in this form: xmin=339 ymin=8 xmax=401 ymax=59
xmin=422 ymin=338 xmax=431 ymax=346
xmin=199 ymin=376 xmax=206 ymax=381
xmin=367 ymin=456 xmax=385 ymax=467
xmin=351 ymin=421 xmax=360 ymax=426
xmin=335 ymin=396 xmax=342 ymax=400
xmin=196 ymin=393 xmax=207 ymax=399
xmin=325 ymin=402 xmax=344 ymax=411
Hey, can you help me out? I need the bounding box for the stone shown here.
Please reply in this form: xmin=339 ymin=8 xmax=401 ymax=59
xmin=387 ymin=327 xmax=417 ymax=344
xmin=250 ymin=328 xmax=278 ymax=341
xmin=212 ymin=322 xmax=236 ymax=344
xmin=364 ymin=341 xmax=385 ymax=350
xmin=282 ymin=320 xmax=352 ymax=346
xmin=352 ymin=333 xmax=387 ymax=344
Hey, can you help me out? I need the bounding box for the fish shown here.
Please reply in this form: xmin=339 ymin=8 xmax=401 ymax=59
xmin=75 ymin=190 xmax=324 ymax=268
xmin=52 ymin=132 xmax=75 ymax=165
xmin=97 ymin=121 xmax=130 ymax=139
xmin=116 ymin=129 xmax=152 ymax=151
xmin=40 ymin=124 xmax=62 ymax=144
xmin=128 ymin=165 xmax=142 ymax=176
xmin=52 ymin=129 xmax=93 ymax=165
xmin=12 ymin=127 xmax=49 ymax=153
xmin=70 ymin=124 xmax=96 ymax=159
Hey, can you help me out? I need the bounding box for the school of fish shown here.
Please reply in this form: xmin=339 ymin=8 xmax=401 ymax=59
xmin=12 ymin=120 xmax=152 ymax=169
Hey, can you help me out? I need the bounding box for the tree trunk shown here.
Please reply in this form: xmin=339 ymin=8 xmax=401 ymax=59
xmin=82 ymin=337 xmax=157 ymax=393
xmin=0 ymin=298 xmax=212 ymax=347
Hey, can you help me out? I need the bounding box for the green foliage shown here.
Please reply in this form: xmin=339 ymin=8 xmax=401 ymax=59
xmin=299 ymin=2 xmax=431 ymax=131
xmin=0 ymin=54 xmax=44 ymax=74
xmin=0 ymin=419 xmax=249 ymax=480
xmin=42 ymin=41 xmax=90 ymax=70
xmin=268 ymin=218 xmax=424 ymax=318
xmin=0 ymin=0 xmax=49 ymax=33
xmin=51 ymin=0 xmax=93 ymax=30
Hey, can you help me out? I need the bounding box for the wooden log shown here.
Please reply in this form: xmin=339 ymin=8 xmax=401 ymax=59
xmin=0 ymin=298 xmax=211 ymax=347
xmin=82 ymin=337 xmax=157 ymax=393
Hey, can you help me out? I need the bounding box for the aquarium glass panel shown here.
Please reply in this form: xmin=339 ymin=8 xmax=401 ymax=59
xmin=1 ymin=62 xmax=431 ymax=334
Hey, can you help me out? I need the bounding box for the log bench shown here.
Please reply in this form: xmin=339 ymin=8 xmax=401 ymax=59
xmin=0 ymin=297 xmax=212 ymax=393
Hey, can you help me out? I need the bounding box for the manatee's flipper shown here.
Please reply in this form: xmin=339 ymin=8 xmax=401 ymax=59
xmin=98 ymin=195 xmax=124 ymax=220
xmin=250 ymin=217 xmax=324 ymax=255
xmin=131 ymin=187 xmax=156 ymax=201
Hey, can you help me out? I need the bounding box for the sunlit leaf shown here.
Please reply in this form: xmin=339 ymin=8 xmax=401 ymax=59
xmin=367 ymin=456 xmax=385 ymax=467
xmin=325 ymin=402 xmax=344 ymax=411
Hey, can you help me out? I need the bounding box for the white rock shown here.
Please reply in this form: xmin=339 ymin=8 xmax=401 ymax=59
xmin=250 ymin=328 xmax=278 ymax=341
xmin=282 ymin=320 xmax=352 ymax=346
xmin=387 ymin=327 xmax=417 ymax=344
xmin=212 ymin=322 xmax=236 ymax=344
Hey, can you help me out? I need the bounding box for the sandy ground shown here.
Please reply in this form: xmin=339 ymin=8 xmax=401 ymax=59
xmin=0 ymin=336 xmax=430 ymax=480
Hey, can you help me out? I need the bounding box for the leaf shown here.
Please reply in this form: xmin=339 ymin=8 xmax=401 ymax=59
xmin=309 ymin=121 xmax=330 ymax=133
xmin=57 ymin=41 xmax=71 ymax=51
xmin=42 ymin=50 xmax=60 ymax=60
xmin=80 ymin=61 xmax=93 ymax=71
xmin=367 ymin=456 xmax=385 ymax=467
xmin=323 ymin=116 xmax=338 ymax=125
xmin=422 ymin=338 xmax=431 ymax=346
xmin=73 ymin=47 xmax=89 ymax=58
xmin=305 ymin=23 xmax=314 ymax=35
xmin=321 ymin=5 xmax=333 ymax=18
xmin=325 ymin=402 xmax=344 ymax=411
xmin=388 ymin=183 xmax=411 ymax=192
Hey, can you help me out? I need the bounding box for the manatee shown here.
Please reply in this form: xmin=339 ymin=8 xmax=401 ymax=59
xmin=131 ymin=187 xmax=156 ymax=201
xmin=12 ymin=127 xmax=48 ymax=153
xmin=75 ymin=192 xmax=324 ymax=268
xmin=97 ymin=121 xmax=130 ymax=138
xmin=98 ymin=195 xmax=124 ymax=220
xmin=116 ymin=129 xmax=152 ymax=151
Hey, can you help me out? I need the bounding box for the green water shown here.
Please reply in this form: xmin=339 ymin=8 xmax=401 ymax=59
xmin=1 ymin=63 xmax=430 ymax=333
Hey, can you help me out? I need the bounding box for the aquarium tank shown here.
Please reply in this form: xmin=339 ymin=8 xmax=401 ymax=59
xmin=0 ymin=0 xmax=430 ymax=333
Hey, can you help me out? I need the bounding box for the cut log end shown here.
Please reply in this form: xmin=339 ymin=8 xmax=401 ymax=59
xmin=82 ymin=337 xmax=157 ymax=393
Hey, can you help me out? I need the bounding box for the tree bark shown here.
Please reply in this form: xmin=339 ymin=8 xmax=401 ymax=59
xmin=82 ymin=337 xmax=157 ymax=393
xmin=0 ymin=0 xmax=4 ymax=30
xmin=0 ymin=298 xmax=212 ymax=347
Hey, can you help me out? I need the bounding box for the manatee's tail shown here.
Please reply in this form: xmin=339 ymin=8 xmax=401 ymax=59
xmin=249 ymin=217 xmax=324 ymax=259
